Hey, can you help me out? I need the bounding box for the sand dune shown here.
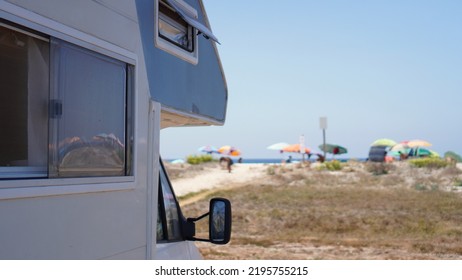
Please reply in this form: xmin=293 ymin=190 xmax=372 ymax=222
xmin=171 ymin=163 xmax=268 ymax=197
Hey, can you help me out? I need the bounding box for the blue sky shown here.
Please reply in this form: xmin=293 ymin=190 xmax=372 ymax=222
xmin=161 ymin=0 xmax=462 ymax=159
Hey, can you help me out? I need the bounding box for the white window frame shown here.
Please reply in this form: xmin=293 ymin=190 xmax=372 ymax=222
xmin=154 ymin=0 xmax=199 ymax=65
xmin=0 ymin=8 xmax=138 ymax=200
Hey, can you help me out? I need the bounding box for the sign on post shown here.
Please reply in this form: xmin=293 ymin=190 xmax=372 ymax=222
xmin=320 ymin=117 xmax=327 ymax=158
xmin=320 ymin=117 xmax=327 ymax=129
xmin=299 ymin=134 xmax=306 ymax=162
xmin=299 ymin=134 xmax=305 ymax=152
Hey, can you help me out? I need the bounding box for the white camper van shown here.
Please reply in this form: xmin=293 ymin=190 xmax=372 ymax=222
xmin=0 ymin=0 xmax=230 ymax=259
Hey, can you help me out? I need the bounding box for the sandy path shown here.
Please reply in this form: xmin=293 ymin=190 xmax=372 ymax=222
xmin=171 ymin=163 xmax=268 ymax=197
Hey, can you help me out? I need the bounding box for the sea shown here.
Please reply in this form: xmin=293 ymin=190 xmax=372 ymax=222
xmin=166 ymin=158 xmax=367 ymax=164
xmin=239 ymin=158 xmax=367 ymax=164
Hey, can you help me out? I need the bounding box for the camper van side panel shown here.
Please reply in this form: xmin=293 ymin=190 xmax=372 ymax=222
xmin=136 ymin=0 xmax=228 ymax=124
xmin=0 ymin=191 xmax=148 ymax=259
xmin=0 ymin=0 xmax=155 ymax=259
xmin=5 ymin=0 xmax=139 ymax=52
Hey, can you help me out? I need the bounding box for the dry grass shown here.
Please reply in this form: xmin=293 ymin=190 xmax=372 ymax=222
xmin=179 ymin=161 xmax=462 ymax=259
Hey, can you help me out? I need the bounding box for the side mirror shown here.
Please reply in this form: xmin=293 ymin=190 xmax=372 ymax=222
xmin=209 ymin=198 xmax=232 ymax=244
xmin=184 ymin=197 xmax=232 ymax=245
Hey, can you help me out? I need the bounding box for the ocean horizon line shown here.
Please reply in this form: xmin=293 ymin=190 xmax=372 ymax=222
xmin=166 ymin=157 xmax=368 ymax=164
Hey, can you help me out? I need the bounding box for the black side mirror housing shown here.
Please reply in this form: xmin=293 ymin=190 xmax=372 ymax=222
xmin=184 ymin=197 xmax=232 ymax=245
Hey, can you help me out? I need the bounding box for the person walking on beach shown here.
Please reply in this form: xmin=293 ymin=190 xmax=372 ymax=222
xmin=316 ymin=153 xmax=325 ymax=163
xmin=219 ymin=157 xmax=234 ymax=173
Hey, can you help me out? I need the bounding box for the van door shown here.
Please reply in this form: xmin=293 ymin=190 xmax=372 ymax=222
xmin=155 ymin=161 xmax=202 ymax=259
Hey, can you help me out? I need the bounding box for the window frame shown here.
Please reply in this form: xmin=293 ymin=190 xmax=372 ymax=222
xmin=158 ymin=2 xmax=194 ymax=52
xmin=0 ymin=15 xmax=137 ymax=199
xmin=48 ymin=38 xmax=132 ymax=178
xmin=154 ymin=0 xmax=199 ymax=65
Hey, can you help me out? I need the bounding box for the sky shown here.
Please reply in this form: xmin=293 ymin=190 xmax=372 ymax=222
xmin=160 ymin=0 xmax=462 ymax=160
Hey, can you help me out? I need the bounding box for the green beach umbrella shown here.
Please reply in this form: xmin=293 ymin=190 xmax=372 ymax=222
xmin=318 ymin=143 xmax=347 ymax=155
xmin=371 ymin=138 xmax=397 ymax=147
xmin=416 ymin=148 xmax=440 ymax=158
xmin=387 ymin=150 xmax=401 ymax=157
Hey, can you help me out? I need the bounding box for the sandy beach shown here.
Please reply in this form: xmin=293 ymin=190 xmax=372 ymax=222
xmin=169 ymin=163 xmax=268 ymax=197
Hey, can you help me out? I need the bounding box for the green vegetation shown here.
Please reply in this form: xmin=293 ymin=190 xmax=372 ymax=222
xmin=317 ymin=160 xmax=342 ymax=171
xmin=186 ymin=154 xmax=214 ymax=165
xmin=445 ymin=151 xmax=462 ymax=163
xmin=454 ymin=178 xmax=462 ymax=187
xmin=409 ymin=157 xmax=449 ymax=169
xmin=413 ymin=183 xmax=440 ymax=192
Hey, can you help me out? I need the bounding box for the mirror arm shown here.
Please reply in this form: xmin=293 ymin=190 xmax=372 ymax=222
xmin=190 ymin=237 xmax=211 ymax=243
xmin=187 ymin=212 xmax=209 ymax=223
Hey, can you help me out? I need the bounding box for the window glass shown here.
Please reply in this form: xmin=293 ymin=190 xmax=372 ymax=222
xmin=159 ymin=1 xmax=194 ymax=52
xmin=156 ymin=201 xmax=165 ymax=241
xmin=0 ymin=22 xmax=133 ymax=180
xmin=158 ymin=164 xmax=182 ymax=241
xmin=0 ymin=24 xmax=49 ymax=179
xmin=50 ymin=39 xmax=127 ymax=177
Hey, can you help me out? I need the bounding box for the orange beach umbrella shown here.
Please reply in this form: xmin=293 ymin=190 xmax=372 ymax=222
xmin=405 ymin=139 xmax=432 ymax=148
xmin=218 ymin=145 xmax=241 ymax=156
xmin=282 ymin=144 xmax=310 ymax=154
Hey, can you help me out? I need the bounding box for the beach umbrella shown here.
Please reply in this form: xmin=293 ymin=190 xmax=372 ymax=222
xmin=390 ymin=143 xmax=407 ymax=151
xmin=390 ymin=143 xmax=411 ymax=153
xmin=318 ymin=143 xmax=348 ymax=155
xmin=387 ymin=150 xmax=401 ymax=157
xmin=198 ymin=145 xmax=219 ymax=154
xmin=416 ymin=148 xmax=439 ymax=158
xmin=218 ymin=145 xmax=241 ymax=156
xmin=281 ymin=143 xmax=310 ymax=154
xmin=267 ymin=142 xmax=290 ymax=150
xmin=371 ymin=138 xmax=397 ymax=147
xmin=405 ymin=139 xmax=432 ymax=148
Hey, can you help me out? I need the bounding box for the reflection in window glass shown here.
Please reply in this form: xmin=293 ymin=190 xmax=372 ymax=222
xmin=0 ymin=24 xmax=49 ymax=178
xmin=50 ymin=39 xmax=127 ymax=177
xmin=156 ymin=202 xmax=165 ymax=241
